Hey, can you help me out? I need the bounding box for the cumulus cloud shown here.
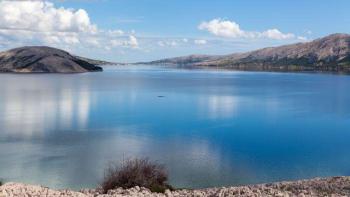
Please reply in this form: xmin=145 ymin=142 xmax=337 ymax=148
xmin=199 ymin=18 xmax=301 ymax=40
xmin=194 ymin=39 xmax=207 ymax=45
xmin=199 ymin=19 xmax=244 ymax=38
xmin=0 ymin=1 xmax=97 ymax=33
xmin=124 ymin=35 xmax=139 ymax=48
xmin=0 ymin=0 xmax=138 ymax=51
xmin=157 ymin=40 xmax=179 ymax=47
xmin=109 ymin=35 xmax=139 ymax=49
xmin=260 ymin=29 xmax=294 ymax=40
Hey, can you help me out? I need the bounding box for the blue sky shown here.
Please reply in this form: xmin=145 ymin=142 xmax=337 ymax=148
xmin=56 ymin=0 xmax=349 ymax=38
xmin=0 ymin=0 xmax=349 ymax=62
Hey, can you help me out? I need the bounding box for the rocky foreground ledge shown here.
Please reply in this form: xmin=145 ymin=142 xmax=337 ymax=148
xmin=1 ymin=177 xmax=350 ymax=197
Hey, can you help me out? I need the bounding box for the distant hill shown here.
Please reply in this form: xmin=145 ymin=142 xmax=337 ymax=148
xmin=146 ymin=54 xmax=223 ymax=65
xmin=74 ymin=56 xmax=119 ymax=66
xmin=0 ymin=46 xmax=103 ymax=73
xmin=145 ymin=33 xmax=350 ymax=73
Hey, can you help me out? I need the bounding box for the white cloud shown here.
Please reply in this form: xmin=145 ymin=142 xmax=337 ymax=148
xmin=194 ymin=39 xmax=207 ymax=45
xmin=123 ymin=35 xmax=139 ymax=48
xmin=199 ymin=19 xmax=244 ymax=38
xmin=107 ymin=30 xmax=124 ymax=36
xmin=297 ymin=36 xmax=308 ymax=41
xmin=0 ymin=0 xmax=139 ymax=52
xmin=157 ymin=40 xmax=178 ymax=47
xmin=261 ymin=29 xmax=294 ymax=40
xmin=199 ymin=18 xmax=298 ymax=40
xmin=0 ymin=1 xmax=97 ymax=34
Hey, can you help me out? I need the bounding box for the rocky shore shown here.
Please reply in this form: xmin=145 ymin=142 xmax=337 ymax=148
xmin=1 ymin=176 xmax=350 ymax=197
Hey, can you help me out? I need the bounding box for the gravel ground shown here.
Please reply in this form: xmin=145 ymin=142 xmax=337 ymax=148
xmin=1 ymin=176 xmax=350 ymax=197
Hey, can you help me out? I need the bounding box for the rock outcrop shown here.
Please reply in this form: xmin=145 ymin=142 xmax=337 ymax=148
xmin=1 ymin=176 xmax=350 ymax=197
xmin=0 ymin=46 xmax=103 ymax=73
xmin=147 ymin=33 xmax=350 ymax=73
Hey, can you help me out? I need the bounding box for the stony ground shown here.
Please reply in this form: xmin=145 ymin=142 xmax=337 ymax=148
xmin=1 ymin=176 xmax=350 ymax=197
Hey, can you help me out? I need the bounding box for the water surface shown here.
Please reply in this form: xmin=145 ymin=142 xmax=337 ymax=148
xmin=1 ymin=66 xmax=350 ymax=190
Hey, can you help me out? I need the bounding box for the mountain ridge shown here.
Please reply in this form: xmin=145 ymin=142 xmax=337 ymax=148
xmin=144 ymin=33 xmax=350 ymax=73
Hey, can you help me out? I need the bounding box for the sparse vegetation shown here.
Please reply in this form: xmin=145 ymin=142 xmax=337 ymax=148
xmin=101 ymin=158 xmax=172 ymax=193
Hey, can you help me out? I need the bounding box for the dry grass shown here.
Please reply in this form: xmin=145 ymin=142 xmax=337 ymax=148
xmin=101 ymin=158 xmax=172 ymax=193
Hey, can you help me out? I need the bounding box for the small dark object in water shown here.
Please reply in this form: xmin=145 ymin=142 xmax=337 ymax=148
xmin=157 ymin=96 xmax=165 ymax=98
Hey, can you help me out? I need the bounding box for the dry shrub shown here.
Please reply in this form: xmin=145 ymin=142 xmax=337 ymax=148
xmin=101 ymin=158 xmax=172 ymax=193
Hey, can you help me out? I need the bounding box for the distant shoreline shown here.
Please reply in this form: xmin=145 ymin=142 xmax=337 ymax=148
xmin=131 ymin=63 xmax=350 ymax=76
xmin=140 ymin=34 xmax=350 ymax=75
xmin=1 ymin=176 xmax=350 ymax=197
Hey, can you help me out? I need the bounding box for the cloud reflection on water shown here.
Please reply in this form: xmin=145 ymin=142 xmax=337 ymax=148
xmin=198 ymin=94 xmax=239 ymax=119
xmin=0 ymin=84 xmax=91 ymax=139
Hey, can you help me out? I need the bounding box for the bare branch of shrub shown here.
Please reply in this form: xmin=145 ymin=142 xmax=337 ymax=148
xmin=101 ymin=158 xmax=172 ymax=193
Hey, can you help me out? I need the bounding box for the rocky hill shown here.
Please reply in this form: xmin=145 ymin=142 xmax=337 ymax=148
xmin=0 ymin=46 xmax=103 ymax=73
xmin=147 ymin=33 xmax=350 ymax=73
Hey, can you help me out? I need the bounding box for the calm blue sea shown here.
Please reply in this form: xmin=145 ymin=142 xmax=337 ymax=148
xmin=0 ymin=66 xmax=350 ymax=190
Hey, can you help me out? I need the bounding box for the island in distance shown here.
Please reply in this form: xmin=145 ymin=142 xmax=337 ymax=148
xmin=144 ymin=33 xmax=350 ymax=73
xmin=0 ymin=46 xmax=104 ymax=73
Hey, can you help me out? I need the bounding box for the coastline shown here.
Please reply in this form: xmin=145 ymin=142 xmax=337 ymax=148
xmin=136 ymin=63 xmax=350 ymax=76
xmin=1 ymin=176 xmax=350 ymax=197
